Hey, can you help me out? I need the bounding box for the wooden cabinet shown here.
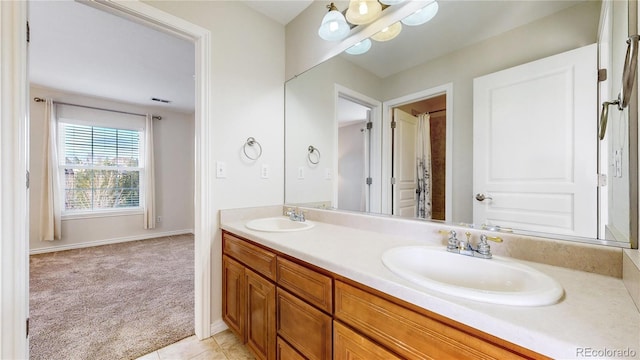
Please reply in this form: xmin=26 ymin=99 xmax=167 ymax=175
xmin=222 ymin=230 xmax=546 ymax=360
xmin=276 ymin=336 xmax=305 ymax=360
xmin=276 ymin=256 xmax=332 ymax=313
xmin=222 ymin=233 xmax=277 ymax=360
xmin=276 ymin=288 xmax=332 ymax=360
xmin=333 ymin=321 xmax=401 ymax=360
xmin=246 ymin=268 xmax=276 ymax=360
xmin=334 ymin=280 xmax=547 ymax=360
xmin=222 ymin=255 xmax=246 ymax=341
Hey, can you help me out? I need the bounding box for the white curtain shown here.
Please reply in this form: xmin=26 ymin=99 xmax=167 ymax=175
xmin=416 ymin=113 xmax=432 ymax=219
xmin=41 ymin=99 xmax=62 ymax=241
xmin=143 ymin=114 xmax=156 ymax=229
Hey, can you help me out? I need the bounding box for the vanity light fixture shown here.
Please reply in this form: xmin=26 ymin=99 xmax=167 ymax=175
xmin=345 ymin=38 xmax=373 ymax=55
xmin=318 ymin=2 xmax=351 ymax=41
xmin=346 ymin=0 xmax=382 ymax=25
xmin=401 ymin=1 xmax=439 ymax=26
xmin=371 ymin=21 xmax=402 ymax=42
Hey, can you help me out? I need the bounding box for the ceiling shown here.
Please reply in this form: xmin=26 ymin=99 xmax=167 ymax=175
xmin=28 ymin=0 xmax=196 ymax=113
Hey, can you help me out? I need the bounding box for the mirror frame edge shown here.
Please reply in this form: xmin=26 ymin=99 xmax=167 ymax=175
xmin=629 ymin=0 xmax=639 ymax=249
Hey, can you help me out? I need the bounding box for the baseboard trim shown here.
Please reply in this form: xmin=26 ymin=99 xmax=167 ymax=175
xmin=210 ymin=319 xmax=229 ymax=336
xmin=29 ymin=229 xmax=194 ymax=254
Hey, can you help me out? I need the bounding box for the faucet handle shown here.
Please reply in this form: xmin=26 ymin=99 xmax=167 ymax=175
xmin=439 ymin=230 xmax=459 ymax=251
xmin=484 ymin=235 xmax=503 ymax=243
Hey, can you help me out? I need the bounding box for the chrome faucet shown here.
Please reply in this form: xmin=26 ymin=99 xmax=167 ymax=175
xmin=442 ymin=230 xmax=502 ymax=259
xmin=285 ymin=207 xmax=306 ymax=222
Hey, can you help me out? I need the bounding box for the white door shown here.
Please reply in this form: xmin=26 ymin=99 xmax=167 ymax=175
xmin=473 ymin=43 xmax=598 ymax=237
xmin=393 ymin=109 xmax=418 ymax=217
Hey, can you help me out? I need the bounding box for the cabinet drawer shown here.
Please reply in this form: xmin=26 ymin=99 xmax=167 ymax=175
xmin=334 ymin=321 xmax=401 ymax=360
xmin=223 ymin=232 xmax=276 ymax=281
xmin=335 ymin=281 xmax=535 ymax=360
xmin=277 ymin=288 xmax=332 ymax=360
xmin=277 ymin=257 xmax=332 ymax=313
xmin=277 ymin=336 xmax=305 ymax=360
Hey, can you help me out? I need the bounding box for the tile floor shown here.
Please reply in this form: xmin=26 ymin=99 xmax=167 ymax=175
xmin=136 ymin=330 xmax=254 ymax=360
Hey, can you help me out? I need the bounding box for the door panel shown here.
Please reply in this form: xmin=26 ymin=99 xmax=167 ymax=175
xmin=473 ymin=44 xmax=598 ymax=237
xmin=393 ymin=109 xmax=418 ymax=218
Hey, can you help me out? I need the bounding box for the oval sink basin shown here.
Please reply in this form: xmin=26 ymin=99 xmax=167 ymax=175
xmin=382 ymin=246 xmax=563 ymax=306
xmin=245 ymin=217 xmax=315 ymax=232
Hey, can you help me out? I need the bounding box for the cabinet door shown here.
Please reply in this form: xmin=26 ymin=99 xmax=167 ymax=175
xmin=334 ymin=321 xmax=401 ymax=360
xmin=277 ymin=288 xmax=332 ymax=360
xmin=222 ymin=255 xmax=245 ymax=341
xmin=246 ymin=268 xmax=276 ymax=360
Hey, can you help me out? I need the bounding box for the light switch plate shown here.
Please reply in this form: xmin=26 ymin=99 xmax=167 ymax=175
xmin=216 ymin=161 xmax=227 ymax=178
xmin=261 ymin=164 xmax=269 ymax=179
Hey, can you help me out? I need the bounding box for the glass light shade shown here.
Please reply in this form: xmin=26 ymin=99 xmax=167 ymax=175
xmin=346 ymin=0 xmax=382 ymax=25
xmin=401 ymin=1 xmax=439 ymax=26
xmin=371 ymin=22 xmax=402 ymax=42
xmin=380 ymin=0 xmax=406 ymax=5
xmin=318 ymin=8 xmax=350 ymax=41
xmin=345 ymin=39 xmax=372 ymax=55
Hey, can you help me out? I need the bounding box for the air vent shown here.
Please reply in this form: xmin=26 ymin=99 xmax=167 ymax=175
xmin=151 ymin=97 xmax=171 ymax=104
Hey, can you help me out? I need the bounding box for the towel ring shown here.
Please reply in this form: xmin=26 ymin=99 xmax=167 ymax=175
xmin=243 ymin=137 xmax=262 ymax=160
xmin=308 ymin=145 xmax=321 ymax=164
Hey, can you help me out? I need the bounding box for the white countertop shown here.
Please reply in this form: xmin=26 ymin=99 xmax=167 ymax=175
xmin=221 ymin=218 xmax=640 ymax=360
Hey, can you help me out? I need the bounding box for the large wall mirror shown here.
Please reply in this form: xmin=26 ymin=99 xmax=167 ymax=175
xmin=285 ymin=0 xmax=638 ymax=248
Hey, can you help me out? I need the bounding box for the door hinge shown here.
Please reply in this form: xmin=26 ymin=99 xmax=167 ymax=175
xmin=26 ymin=171 xmax=30 ymax=189
xmin=366 ymin=177 xmax=372 ymax=185
xmin=26 ymin=318 xmax=29 ymax=338
xmin=26 ymin=21 xmax=30 ymax=43
xmin=390 ymin=177 xmax=396 ymax=185
xmin=598 ymin=173 xmax=607 ymax=187
xmin=391 ymin=120 xmax=396 ymax=129
xmin=366 ymin=121 xmax=373 ymax=130
xmin=598 ymin=68 xmax=607 ymax=82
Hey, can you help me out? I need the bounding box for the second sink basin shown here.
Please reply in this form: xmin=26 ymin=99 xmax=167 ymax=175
xmin=381 ymin=246 xmax=563 ymax=306
xmin=245 ymin=217 xmax=315 ymax=232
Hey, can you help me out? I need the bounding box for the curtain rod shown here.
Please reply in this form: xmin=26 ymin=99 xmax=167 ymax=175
xmin=411 ymin=108 xmax=446 ymax=117
xmin=33 ymin=97 xmax=162 ymax=120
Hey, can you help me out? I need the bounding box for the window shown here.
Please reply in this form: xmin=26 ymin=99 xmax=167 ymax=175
xmin=59 ymin=123 xmax=143 ymax=213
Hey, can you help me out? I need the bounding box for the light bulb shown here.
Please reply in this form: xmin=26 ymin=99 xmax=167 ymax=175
xmin=401 ymin=1 xmax=439 ymax=26
xmin=359 ymin=1 xmax=368 ymax=15
xmin=345 ymin=38 xmax=372 ymax=55
xmin=371 ymin=21 xmax=402 ymax=42
xmin=346 ymin=0 xmax=382 ymax=25
xmin=318 ymin=4 xmax=350 ymax=41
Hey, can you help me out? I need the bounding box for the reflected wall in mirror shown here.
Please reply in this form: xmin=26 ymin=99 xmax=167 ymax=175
xmin=285 ymin=0 xmax=637 ymax=248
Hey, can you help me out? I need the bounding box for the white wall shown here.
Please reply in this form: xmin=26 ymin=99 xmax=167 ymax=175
xmin=141 ymin=0 xmax=285 ymax=330
xmin=29 ymin=85 xmax=195 ymax=252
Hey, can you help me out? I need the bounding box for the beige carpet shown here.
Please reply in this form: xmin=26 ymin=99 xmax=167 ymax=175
xmin=29 ymin=234 xmax=194 ymax=360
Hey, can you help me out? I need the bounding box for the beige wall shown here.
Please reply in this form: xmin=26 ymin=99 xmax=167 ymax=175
xmin=142 ymin=0 xmax=285 ymax=330
xmin=29 ymin=85 xmax=195 ymax=252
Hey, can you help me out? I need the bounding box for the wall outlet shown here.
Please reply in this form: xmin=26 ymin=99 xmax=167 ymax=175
xmin=261 ymin=164 xmax=269 ymax=179
xmin=156 ymin=216 xmax=162 ymax=223
xmin=297 ymin=166 xmax=304 ymax=179
xmin=216 ymin=161 xmax=227 ymax=178
xmin=324 ymin=168 xmax=332 ymax=180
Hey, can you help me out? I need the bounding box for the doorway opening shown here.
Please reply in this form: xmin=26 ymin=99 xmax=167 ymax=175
xmin=392 ymin=94 xmax=447 ymax=220
xmin=382 ymin=83 xmax=453 ymax=220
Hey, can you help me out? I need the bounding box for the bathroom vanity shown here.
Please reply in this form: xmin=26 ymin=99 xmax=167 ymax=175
xmin=220 ymin=206 xmax=640 ymax=360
